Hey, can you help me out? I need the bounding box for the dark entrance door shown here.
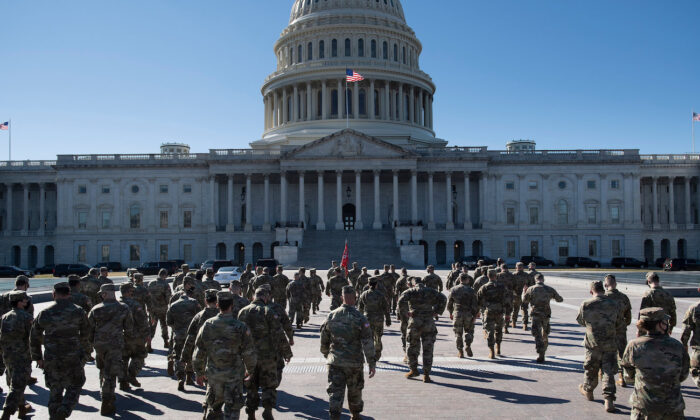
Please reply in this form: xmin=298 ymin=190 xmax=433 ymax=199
xmin=343 ymin=204 xmax=356 ymax=231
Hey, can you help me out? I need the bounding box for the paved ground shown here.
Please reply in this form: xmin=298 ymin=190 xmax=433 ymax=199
xmin=8 ymin=270 xmax=700 ymax=419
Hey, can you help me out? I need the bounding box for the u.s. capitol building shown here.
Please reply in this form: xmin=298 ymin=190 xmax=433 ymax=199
xmin=1 ymin=0 xmax=698 ymax=270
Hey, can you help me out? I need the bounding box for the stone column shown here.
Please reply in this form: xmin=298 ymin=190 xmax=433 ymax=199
xmin=306 ymin=82 xmax=312 ymax=121
xmin=273 ymin=91 xmax=279 ymax=127
xmin=209 ymin=177 xmax=216 ymax=228
xmin=372 ymin=170 xmax=381 ymax=230
xmin=282 ymin=89 xmax=288 ymax=124
xmin=480 ymin=173 xmax=488 ymax=227
xmin=263 ymin=174 xmax=270 ymax=231
xmin=409 ymin=86 xmax=415 ymax=123
xmin=384 ymin=82 xmax=390 ymax=120
xmin=227 ymin=175 xmax=235 ymax=232
xmin=668 ymin=177 xmax=676 ymax=227
xmin=293 ymin=85 xmax=299 ymax=122
xmin=392 ymin=170 xmax=399 ymax=227
xmin=576 ymin=174 xmax=585 ymax=225
xmin=369 ymin=79 xmax=375 ymax=120
xmin=600 ymin=174 xmax=608 ymax=225
xmin=335 ymin=171 xmax=343 ymax=230
xmin=685 ymin=177 xmax=692 ymax=225
xmin=398 ymin=84 xmax=404 ymax=121
xmin=22 ymin=184 xmax=29 ymax=232
xmin=280 ymin=172 xmax=288 ymax=225
xmin=352 ymin=82 xmax=359 ymax=119
xmin=423 ymin=92 xmax=429 ymax=127
xmin=322 ymin=80 xmax=328 ymax=120
xmin=5 ymin=183 xmax=12 ymax=232
xmin=418 ymin=90 xmax=424 ymax=126
xmin=298 ymin=172 xmax=305 ymax=228
xmin=444 ymin=172 xmax=453 ymax=229
xmin=355 ymin=171 xmax=363 ymax=229
xmin=245 ymin=174 xmax=252 ymax=231
xmin=39 ymin=183 xmax=45 ymax=233
xmin=338 ymin=80 xmax=345 ymax=119
xmin=411 ymin=170 xmax=418 ymax=225
xmin=427 ymin=172 xmax=435 ymax=229
xmin=651 ymin=177 xmax=659 ymax=228
xmin=518 ymin=175 xmax=526 ymax=225
xmin=464 ymin=172 xmax=471 ymax=230
xmin=633 ymin=175 xmax=642 ymax=225
xmin=317 ymin=171 xmax=326 ymax=230
xmin=696 ymin=176 xmax=700 ymax=225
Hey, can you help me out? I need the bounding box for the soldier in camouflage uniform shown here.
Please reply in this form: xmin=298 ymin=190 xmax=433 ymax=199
xmin=309 ymin=269 xmax=325 ymax=314
xmin=358 ymin=277 xmax=391 ymax=361
xmin=131 ymin=273 xmax=153 ymax=352
xmin=355 ymin=267 xmax=370 ymax=294
xmin=476 ymin=269 xmax=509 ymax=359
xmin=259 ymin=283 xmax=295 ymax=385
xmin=422 ymin=265 xmax=443 ymax=292
xmin=326 ymin=268 xmax=349 ymax=311
xmin=326 ymin=261 xmax=339 ymax=283
xmin=0 ymin=291 xmax=33 ymax=420
xmin=87 ymin=284 xmax=134 ymax=416
xmin=181 ymin=289 xmax=220 ymax=374
xmin=239 ymin=264 xmax=255 ymax=302
xmin=510 ymin=262 xmax=529 ymax=329
xmin=97 ymin=267 xmax=113 ymax=286
xmin=173 ymin=264 xmax=190 ymax=291
xmin=472 ymin=260 xmax=487 ymax=280
xmin=395 ymin=272 xmax=412 ymax=358
xmin=148 ymin=269 xmax=172 ymax=350
xmin=321 ymin=285 xmax=376 ymax=420
xmin=167 ymin=278 xmax=201 ymax=390
xmin=193 ymin=291 xmax=257 ymax=420
xmin=118 ymin=283 xmax=150 ymax=391
xmin=388 ymin=265 xmax=400 ymax=314
xmin=445 ymin=262 xmax=461 ymax=290
xmin=68 ymin=275 xmax=92 ymax=313
xmin=640 ymin=272 xmax=677 ymax=334
xmin=681 ymin=289 xmax=700 ymax=388
xmin=80 ymin=268 xmax=101 ymax=305
xmin=270 ymin=265 xmax=290 ymax=310
xmin=395 ymin=268 xmax=411 ymax=299
xmin=30 ymin=282 xmax=91 ymax=420
xmin=522 ymin=274 xmax=563 ymax=362
xmin=201 ymin=268 xmax=222 ymax=291
xmin=398 ymin=276 xmax=447 ymax=383
xmin=604 ymin=274 xmax=632 ymax=386
xmin=298 ymin=267 xmax=313 ymax=324
xmin=576 ymin=281 xmax=623 ymax=413
xmin=238 ymin=287 xmax=293 ymax=420
xmin=246 ymin=267 xmax=264 ymax=301
xmin=447 ymin=274 xmax=479 ymax=358
xmin=252 ymin=267 xmax=273 ymax=295
xmin=286 ymin=273 xmax=308 ymax=329
xmin=496 ymin=264 xmax=515 ymax=334
xmin=347 ymin=262 xmax=361 ymax=292
xmin=228 ymin=281 xmax=250 ymax=319
xmin=623 ymin=307 xmax=690 ymax=419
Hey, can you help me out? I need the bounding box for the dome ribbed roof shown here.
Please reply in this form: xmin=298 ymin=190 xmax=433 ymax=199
xmin=290 ymin=0 xmax=405 ymax=24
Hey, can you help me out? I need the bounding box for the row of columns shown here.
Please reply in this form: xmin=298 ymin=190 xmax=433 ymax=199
xmin=2 ymin=183 xmax=47 ymax=233
xmin=647 ymin=176 xmax=698 ymax=227
xmin=263 ymin=79 xmax=434 ymax=130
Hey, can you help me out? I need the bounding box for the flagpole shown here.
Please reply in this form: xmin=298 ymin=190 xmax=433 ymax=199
xmin=8 ymin=118 xmax=11 ymax=161
xmin=345 ymin=78 xmax=349 ymax=129
xmin=693 ymin=110 xmax=696 ymax=154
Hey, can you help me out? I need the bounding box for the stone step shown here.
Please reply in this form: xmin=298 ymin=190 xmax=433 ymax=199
xmin=297 ymin=229 xmax=402 ymax=269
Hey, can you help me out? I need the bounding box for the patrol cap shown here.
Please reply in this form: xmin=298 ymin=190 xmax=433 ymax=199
xmin=277 ymin=265 xmax=284 ymax=270
xmin=487 ymin=269 xmax=498 ymax=277
xmin=229 ymin=280 xmax=241 ymax=288
xmin=255 ymin=286 xmax=270 ymax=295
xmin=310 ymin=268 xmax=316 ymax=273
xmin=183 ymin=276 xmax=195 ymax=286
xmin=53 ymin=282 xmax=70 ymax=294
xmin=342 ymin=285 xmax=355 ymax=295
xmin=88 ymin=268 xmax=99 ymax=276
xmin=100 ymin=267 xmax=108 ymax=273
xmin=217 ymin=291 xmax=233 ymax=302
xmin=9 ymin=290 xmax=27 ymax=303
xmin=590 ymin=281 xmax=605 ymax=293
xmin=181 ymin=264 xmax=189 ymax=269
xmin=100 ymin=284 xmax=116 ymax=293
xmin=133 ymin=272 xmax=144 ymax=280
xmin=427 ymin=265 xmax=435 ymax=270
xmin=299 ymin=267 xmax=306 ymax=271
xmin=362 ymin=267 xmax=367 ymax=271
xmin=412 ymin=276 xmax=424 ymax=284
xmin=369 ymin=277 xmax=378 ymax=285
xmin=205 ymin=289 xmax=219 ymax=300
xmin=119 ymin=283 xmax=134 ymax=294
xmin=639 ymin=307 xmax=671 ymax=322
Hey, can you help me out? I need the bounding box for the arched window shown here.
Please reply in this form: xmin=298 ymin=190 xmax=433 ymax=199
xmin=331 ymin=39 xmax=338 ymax=57
xmin=130 ymin=206 xmax=141 ymax=229
xmin=331 ymin=89 xmax=338 ymax=116
xmin=307 ymin=42 xmax=313 ymax=60
xmin=558 ymin=200 xmax=568 ymax=225
xmin=298 ymin=45 xmax=302 ymax=63
xmin=371 ymin=40 xmax=377 ymax=58
xmin=359 ymin=89 xmax=366 ymax=116
xmin=358 ymin=39 xmax=364 ymax=57
xmin=289 ymin=47 xmax=294 ymax=65
xmin=344 ymin=38 xmax=351 ymax=57
xmin=382 ymin=41 xmax=388 ymax=59
xmin=393 ymin=44 xmax=398 ymax=61
xmin=319 ymin=40 xmax=325 ymax=58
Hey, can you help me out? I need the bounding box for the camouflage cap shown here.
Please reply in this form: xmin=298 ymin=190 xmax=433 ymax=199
xmin=185 ymin=272 xmax=196 ymax=279
xmin=119 ymin=283 xmax=134 ymax=293
xmin=205 ymin=267 xmax=214 ymax=274
xmin=133 ymin=272 xmax=144 ymax=280
xmin=369 ymin=277 xmax=378 ymax=285
xmin=88 ymin=268 xmax=99 ymax=276
xmin=229 ymin=280 xmax=241 ymax=288
xmin=100 ymin=284 xmax=116 ymax=293
xmin=310 ymin=268 xmax=316 ymax=272
xmin=53 ymin=282 xmax=70 ymax=293
xmin=487 ymin=269 xmax=498 ymax=277
xmin=342 ymin=285 xmax=355 ymax=295
xmin=412 ymin=276 xmax=424 ymax=283
xmin=183 ymin=276 xmax=195 ymax=286
xmin=427 ymin=265 xmax=435 ymax=270
xmin=639 ymin=307 xmax=671 ymax=322
xmin=8 ymin=290 xmax=27 ymax=303
xmin=217 ymin=291 xmax=233 ymax=302
xmin=205 ymin=289 xmax=219 ymax=300
xmin=255 ymin=286 xmax=270 ymax=295
xmin=181 ymin=264 xmax=189 ymax=269
xmin=362 ymin=267 xmax=367 ymax=271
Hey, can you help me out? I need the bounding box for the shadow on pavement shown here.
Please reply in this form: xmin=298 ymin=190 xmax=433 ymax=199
xmin=277 ymin=391 xmax=376 ymax=420
xmin=432 ymin=379 xmax=570 ymax=405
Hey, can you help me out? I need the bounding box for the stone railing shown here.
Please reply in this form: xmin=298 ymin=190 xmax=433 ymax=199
xmin=640 ymin=154 xmax=700 ymax=164
xmin=209 ymin=149 xmax=281 ymax=160
xmin=0 ymin=160 xmax=57 ymax=170
xmin=56 ymin=153 xmax=209 ymax=165
xmin=264 ymin=59 xmax=433 ymax=84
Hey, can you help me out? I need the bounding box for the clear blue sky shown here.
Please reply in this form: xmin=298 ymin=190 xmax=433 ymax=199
xmin=1 ymin=0 xmax=698 ymax=160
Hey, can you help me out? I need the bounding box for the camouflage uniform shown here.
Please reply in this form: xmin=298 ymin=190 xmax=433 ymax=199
xmin=379 ymin=272 xmax=396 ymax=308
xmin=347 ymin=267 xmax=362 ymax=291
xmin=397 ymin=283 xmax=447 ymax=375
xmin=681 ymin=300 xmax=700 ymax=388
xmin=445 ymin=268 xmax=460 ymax=290
xmin=320 ymin=302 xmax=376 ymax=418
xmin=270 ymin=271 xmax=290 ymax=309
xmin=193 ymin=309 xmax=257 ymax=420
xmin=286 ymin=278 xmax=308 ymax=328
xmin=181 ymin=305 xmax=219 ymax=366
xmin=237 ymin=298 xmax=293 ymax=415
xmin=132 ymin=281 xmax=151 ymax=313
xmin=476 ymin=279 xmax=508 ymax=351
xmin=201 ymin=275 xmax=222 ymax=292
xmin=511 ymin=271 xmax=529 ymax=326
xmin=388 ymin=270 xmax=400 ymax=313
xmin=605 ymin=288 xmax=632 ymax=369
xmin=522 ymin=283 xmax=563 ymax=356
xmin=394 ymin=276 xmax=412 ymax=351
xmin=80 ymin=274 xmax=101 ymax=305
xmin=239 ymin=269 xmax=255 ymax=300
xmin=266 ymin=299 xmax=294 ymax=385
xmin=30 ymin=296 xmax=90 ymax=419
xmin=358 ymin=286 xmax=391 ymax=360
xmin=166 ymin=293 xmax=201 ymax=383
xmin=0 ymin=293 xmax=33 ymax=417
xmin=309 ymin=272 xmax=325 ymax=313
xmin=299 ymin=271 xmax=313 ymax=323
xmin=422 ymin=272 xmax=443 ymax=292
xmin=326 ymin=274 xmax=349 ymax=311
xmin=355 ymin=272 xmax=370 ymax=294
xmin=640 ymin=286 xmax=677 ymax=331
xmin=519 ymin=271 xmax=536 ymax=326
xmin=447 ymin=283 xmax=479 ymax=354
xmin=70 ymin=284 xmax=93 ymax=313
xmin=622 ymin=308 xmax=690 ymax=419
xmin=251 ymin=274 xmax=273 ymax=296
xmin=576 ymin=294 xmax=623 ymax=401
xmin=231 ymin=294 xmax=250 ymax=319
xmin=147 ymin=276 xmax=172 ymax=343
xmin=496 ymin=270 xmax=515 ymax=328
xmin=119 ymin=293 xmax=150 ymax=386
xmin=173 ymin=269 xmax=190 ymax=291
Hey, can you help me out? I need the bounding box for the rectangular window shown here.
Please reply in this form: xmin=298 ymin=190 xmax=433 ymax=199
xmin=130 ymin=245 xmax=141 ymax=262
xmin=130 ymin=207 xmax=141 ymax=229
xmin=160 ymin=211 xmax=168 ymax=229
xmin=101 ymin=245 xmax=110 ymax=262
xmin=528 ymin=181 xmax=538 ymax=190
xmin=529 ymin=207 xmax=539 ymax=225
xmin=507 ymin=241 xmax=516 ymax=258
xmin=506 ymin=207 xmax=515 ymax=225
xmin=611 ymin=206 xmax=620 ymax=224
xmin=505 ymin=182 xmax=515 ymax=191
xmin=530 ymin=241 xmax=539 ymax=257
xmin=159 ymin=185 xmax=168 ymax=194
xmin=183 ymin=244 xmax=192 ymax=262
xmin=612 ymin=240 xmax=622 ymax=257
xmin=78 ymin=211 xmax=87 ymax=229
xmin=160 ymin=244 xmax=168 ymax=261
xmin=588 ymin=240 xmax=597 ymax=257
xmin=587 ymin=206 xmax=597 ymax=224
xmin=184 ymin=210 xmax=192 ymax=228
xmin=101 ymin=185 xmax=110 ymax=194
xmin=78 ymin=185 xmax=87 ymax=194
xmin=77 ymin=245 xmax=87 ymax=263
xmin=558 ymin=241 xmax=569 ymax=257
xmin=101 ymin=211 xmax=111 ymax=228
xmin=587 ymin=180 xmax=597 ymax=190
xmin=610 ymin=180 xmax=620 ymax=190
xmin=183 ymin=184 xmax=192 ymax=193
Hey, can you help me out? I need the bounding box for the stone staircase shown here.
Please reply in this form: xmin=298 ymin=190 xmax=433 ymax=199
xmin=296 ymin=229 xmax=402 ymax=270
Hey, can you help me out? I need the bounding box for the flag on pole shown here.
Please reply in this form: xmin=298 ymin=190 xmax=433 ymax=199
xmin=340 ymin=239 xmax=349 ymax=276
xmin=0 ymin=122 xmax=8 ymax=130
xmin=346 ymin=69 xmax=364 ymax=82
xmin=693 ymin=112 xmax=700 ymax=122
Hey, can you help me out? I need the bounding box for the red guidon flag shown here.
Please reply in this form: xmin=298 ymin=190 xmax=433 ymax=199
xmin=340 ymin=239 xmax=349 ymax=276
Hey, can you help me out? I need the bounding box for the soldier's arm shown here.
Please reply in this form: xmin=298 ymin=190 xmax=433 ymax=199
xmin=319 ymin=278 xmax=325 ymax=292
xmin=680 ymin=343 xmax=690 ymax=382
xmin=166 ymin=307 xmax=174 ymax=327
xmin=553 ymin=289 xmax=564 ymax=303
xmin=124 ymin=307 xmax=135 ymax=337
xmin=680 ymin=309 xmax=694 ymax=347
xmin=87 ymin=310 xmax=96 ymax=345
xmin=359 ymin=316 xmax=377 ymax=370
xmin=268 ymin=311 xmax=292 ymax=360
xmin=382 ymin=296 xmax=390 ymax=324
xmin=357 ymin=294 xmax=365 ymax=313
xmin=576 ymin=304 xmax=585 ymax=327
xmin=446 ymin=292 xmax=454 ymax=314
xmin=319 ymin=319 xmax=330 ymax=358
xmin=279 ymin=310 xmax=294 ymax=341
xmin=522 ymin=289 xmax=531 ymax=305
xmin=620 ymin=341 xmax=636 ymax=382
xmin=29 ymin=317 xmax=44 ymax=361
xmin=192 ymin=326 xmax=208 ymax=378
xmin=240 ymin=325 xmax=257 ymax=374
xmin=435 ymin=291 xmax=447 ymax=315
xmin=670 ymin=296 xmax=677 ymax=326
xmin=135 ymin=304 xmax=150 ymax=338
xmin=623 ymin=296 xmax=632 ymax=326
xmin=437 ymin=276 xmax=443 ymax=292
xmin=639 ymin=293 xmax=652 ymax=314
xmin=181 ymin=314 xmax=202 ymax=363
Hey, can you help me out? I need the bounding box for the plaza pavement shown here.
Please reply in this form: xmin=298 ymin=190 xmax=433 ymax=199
xmin=11 ymin=270 xmax=700 ymax=419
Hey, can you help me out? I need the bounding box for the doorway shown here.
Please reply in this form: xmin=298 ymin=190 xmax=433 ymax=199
xmin=343 ymin=204 xmax=356 ymax=231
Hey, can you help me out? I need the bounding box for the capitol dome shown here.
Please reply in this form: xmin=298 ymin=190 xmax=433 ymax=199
xmin=252 ymin=0 xmax=445 ymax=149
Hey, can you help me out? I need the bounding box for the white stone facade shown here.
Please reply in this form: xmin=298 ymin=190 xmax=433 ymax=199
xmin=1 ymin=0 xmax=698 ymax=269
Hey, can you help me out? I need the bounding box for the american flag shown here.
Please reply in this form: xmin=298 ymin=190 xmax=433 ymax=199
xmin=346 ymin=69 xmax=364 ymax=82
xmin=694 ymin=112 xmax=700 ymax=122
xmin=0 ymin=122 xmax=8 ymax=130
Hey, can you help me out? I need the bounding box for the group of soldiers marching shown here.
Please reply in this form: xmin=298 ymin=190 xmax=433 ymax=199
xmin=0 ymin=260 xmax=697 ymax=420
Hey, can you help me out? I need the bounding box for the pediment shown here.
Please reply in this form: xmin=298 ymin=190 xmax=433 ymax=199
xmin=283 ymin=129 xmax=415 ymax=159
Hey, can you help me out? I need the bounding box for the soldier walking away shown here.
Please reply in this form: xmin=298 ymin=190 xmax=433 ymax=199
xmin=68 ymin=275 xmax=92 ymax=313
xmin=30 ymin=282 xmax=90 ymax=420
xmin=298 ymin=267 xmax=313 ymax=324
xmin=358 ymin=277 xmax=391 ymax=361
xmin=326 ymin=268 xmax=349 ymax=311
xmin=496 ymin=264 xmax=515 ymax=334
xmin=239 ymin=264 xmax=255 ymax=301
xmin=193 ymin=291 xmax=257 ymax=420
xmin=181 ymin=289 xmax=220 ymax=373
xmin=202 ymin=268 xmax=222 ymax=291
xmin=576 ymin=281 xmax=623 ymax=413
xmin=422 ymin=265 xmax=443 ymax=292
xmin=622 ymin=307 xmax=690 ymax=419
xmin=355 ymin=267 xmax=370 ymax=294
xmin=388 ymin=264 xmax=400 ymax=314
xmin=398 ymin=276 xmax=447 ymax=383
xmin=309 ymin=269 xmax=325 ymax=314
xmin=321 ymin=285 xmax=376 ymax=420
xmin=238 ymin=286 xmax=293 ymax=420
xmin=681 ymin=285 xmax=700 ymax=388
xmin=347 ymin=262 xmax=362 ymax=291
xmin=327 ymin=260 xmax=340 ymax=283
xmin=0 ymin=291 xmax=33 ymax=420
xmin=640 ymin=272 xmax=677 ymax=334
xmin=510 ymin=262 xmax=529 ymax=329
xmin=395 ymin=276 xmax=413 ymax=361
xmin=118 ymin=283 xmax=150 ymax=391
xmin=166 ymin=278 xmax=201 ymax=391
xmin=260 ymin=283 xmax=295 ymax=385
xmin=87 ymin=284 xmax=134 ymax=416
xmin=228 ymin=281 xmax=250 ymax=319
xmin=173 ymin=264 xmax=190 ymax=290
xmin=521 ymin=274 xmax=563 ymax=363
xmin=80 ymin=268 xmax=102 ymax=306
xmin=147 ymin=269 xmax=172 ymax=352
xmin=286 ymin=273 xmax=308 ymax=329
xmin=476 ymin=269 xmax=509 ymax=359
xmin=447 ymin=274 xmax=479 ymax=358
xmin=604 ymin=274 xmax=632 ymax=386
xmin=271 ymin=265 xmax=290 ymax=310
